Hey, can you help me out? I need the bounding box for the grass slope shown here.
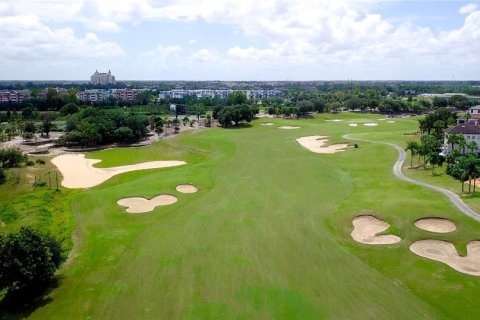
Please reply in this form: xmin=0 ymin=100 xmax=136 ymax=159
xmin=23 ymin=114 xmax=480 ymax=319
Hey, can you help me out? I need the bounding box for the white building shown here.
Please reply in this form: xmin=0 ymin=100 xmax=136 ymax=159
xmin=77 ymin=89 xmax=112 ymax=102
xmin=90 ymin=70 xmax=116 ymax=85
xmin=443 ymin=119 xmax=480 ymax=155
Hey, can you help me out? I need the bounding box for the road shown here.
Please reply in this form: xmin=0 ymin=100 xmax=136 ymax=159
xmin=343 ymin=134 xmax=480 ymax=222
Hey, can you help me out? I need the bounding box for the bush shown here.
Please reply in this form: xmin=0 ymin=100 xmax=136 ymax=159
xmin=114 ymin=127 xmax=134 ymax=143
xmin=32 ymin=181 xmax=47 ymax=187
xmin=0 ymin=168 xmax=6 ymax=185
xmin=25 ymin=160 xmax=35 ymax=166
xmin=0 ymin=148 xmax=27 ymax=168
xmin=35 ymin=159 xmax=46 ymax=165
xmin=0 ymin=227 xmax=63 ymax=293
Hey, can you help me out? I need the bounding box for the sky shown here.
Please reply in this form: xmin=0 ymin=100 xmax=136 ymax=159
xmin=0 ymin=0 xmax=479 ymax=81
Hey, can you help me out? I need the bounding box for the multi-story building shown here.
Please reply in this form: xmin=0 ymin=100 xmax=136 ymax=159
xmin=157 ymin=89 xmax=283 ymax=101
xmin=77 ymin=89 xmax=112 ymax=102
xmin=90 ymin=70 xmax=116 ymax=85
xmin=0 ymin=90 xmax=31 ymax=103
xmin=112 ymin=89 xmax=142 ymax=102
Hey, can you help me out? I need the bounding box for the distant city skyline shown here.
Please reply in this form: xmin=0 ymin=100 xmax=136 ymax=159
xmin=1 ymin=0 xmax=480 ymax=81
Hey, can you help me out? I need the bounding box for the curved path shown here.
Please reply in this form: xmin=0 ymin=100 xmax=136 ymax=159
xmin=343 ymin=134 xmax=480 ymax=222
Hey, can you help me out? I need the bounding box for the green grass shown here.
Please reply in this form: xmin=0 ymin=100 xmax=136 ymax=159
xmin=5 ymin=113 xmax=480 ymax=319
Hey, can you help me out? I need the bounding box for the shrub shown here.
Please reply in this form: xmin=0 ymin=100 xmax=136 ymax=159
xmin=35 ymin=159 xmax=46 ymax=165
xmin=33 ymin=181 xmax=47 ymax=187
xmin=26 ymin=160 xmax=35 ymax=166
xmin=0 ymin=148 xmax=27 ymax=168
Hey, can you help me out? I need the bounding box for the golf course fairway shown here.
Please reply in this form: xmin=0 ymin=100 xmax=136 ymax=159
xmin=27 ymin=114 xmax=480 ymax=319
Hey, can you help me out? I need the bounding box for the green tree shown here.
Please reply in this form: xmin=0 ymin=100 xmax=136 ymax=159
xmin=153 ymin=116 xmax=164 ymax=135
xmin=226 ymin=91 xmax=248 ymax=106
xmin=0 ymin=168 xmax=6 ymax=185
xmin=427 ymin=152 xmax=445 ymax=175
xmin=447 ymin=134 xmax=463 ymax=152
xmin=405 ymin=141 xmax=420 ymax=167
xmin=0 ymin=227 xmax=62 ymax=294
xmin=42 ymin=117 xmax=52 ymax=138
xmin=60 ymin=103 xmax=80 ymax=116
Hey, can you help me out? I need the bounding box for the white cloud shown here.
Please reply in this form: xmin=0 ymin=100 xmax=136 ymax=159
xmin=1 ymin=0 xmax=480 ymax=79
xmin=141 ymin=45 xmax=183 ymax=68
xmin=0 ymin=14 xmax=124 ymax=62
xmin=191 ymin=48 xmax=221 ymax=63
xmin=459 ymin=3 xmax=479 ymax=15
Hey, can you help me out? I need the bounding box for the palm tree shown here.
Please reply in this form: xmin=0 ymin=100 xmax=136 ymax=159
xmin=458 ymin=135 xmax=467 ymax=155
xmin=447 ymin=134 xmax=462 ymax=152
xmin=405 ymin=141 xmax=420 ymax=167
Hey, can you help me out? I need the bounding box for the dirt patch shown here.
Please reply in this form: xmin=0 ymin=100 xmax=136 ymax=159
xmin=415 ymin=218 xmax=457 ymax=233
xmin=296 ymin=136 xmax=348 ymax=154
xmin=278 ymin=126 xmax=300 ymax=130
xmin=351 ymin=215 xmax=401 ymax=245
xmin=363 ymin=123 xmax=378 ymax=127
xmin=261 ymin=123 xmax=274 ymax=126
xmin=410 ymin=240 xmax=480 ymax=276
xmin=51 ymin=154 xmax=186 ymax=188
xmin=117 ymin=194 xmax=178 ymax=213
xmin=176 ymin=184 xmax=198 ymax=193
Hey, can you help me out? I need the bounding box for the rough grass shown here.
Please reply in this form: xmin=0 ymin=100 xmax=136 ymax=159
xmin=7 ymin=114 xmax=480 ymax=319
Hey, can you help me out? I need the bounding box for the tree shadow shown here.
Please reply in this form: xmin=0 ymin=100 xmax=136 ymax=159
xmin=0 ymin=278 xmax=59 ymax=320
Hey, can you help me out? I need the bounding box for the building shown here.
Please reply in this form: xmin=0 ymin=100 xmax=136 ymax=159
xmin=468 ymin=105 xmax=480 ymax=119
xmin=77 ymin=89 xmax=112 ymax=102
xmin=0 ymin=90 xmax=31 ymax=103
xmin=443 ymin=119 xmax=480 ymax=155
xmin=90 ymin=70 xmax=116 ymax=85
xmin=112 ymin=89 xmax=143 ymax=102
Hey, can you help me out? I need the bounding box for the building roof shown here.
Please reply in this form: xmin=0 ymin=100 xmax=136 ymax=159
xmin=446 ymin=124 xmax=480 ymax=134
xmin=468 ymin=105 xmax=480 ymax=111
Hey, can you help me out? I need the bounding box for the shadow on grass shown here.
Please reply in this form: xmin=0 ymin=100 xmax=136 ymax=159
xmin=222 ymin=123 xmax=253 ymax=129
xmin=0 ymin=278 xmax=59 ymax=320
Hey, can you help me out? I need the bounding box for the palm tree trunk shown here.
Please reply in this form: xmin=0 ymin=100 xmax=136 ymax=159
xmin=462 ymin=180 xmax=465 ymax=193
xmin=410 ymin=152 xmax=413 ymax=167
xmin=474 ymin=174 xmax=477 ymax=193
xmin=469 ymin=177 xmax=472 ymax=194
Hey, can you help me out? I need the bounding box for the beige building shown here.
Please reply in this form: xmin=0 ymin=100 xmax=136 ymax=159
xmin=90 ymin=70 xmax=116 ymax=85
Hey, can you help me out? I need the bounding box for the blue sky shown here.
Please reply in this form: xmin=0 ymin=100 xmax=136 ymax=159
xmin=0 ymin=0 xmax=479 ymax=80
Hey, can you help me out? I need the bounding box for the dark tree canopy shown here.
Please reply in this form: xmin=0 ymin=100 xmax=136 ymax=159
xmin=0 ymin=227 xmax=62 ymax=293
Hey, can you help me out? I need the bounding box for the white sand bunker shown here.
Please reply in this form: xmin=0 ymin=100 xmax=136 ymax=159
xmin=296 ymin=136 xmax=348 ymax=154
xmin=325 ymin=119 xmax=343 ymax=122
xmin=176 ymin=184 xmax=198 ymax=193
xmin=410 ymin=240 xmax=480 ymax=276
xmin=52 ymin=154 xmax=186 ymax=188
xmin=349 ymin=123 xmax=358 ymax=127
xmin=278 ymin=126 xmax=301 ymax=130
xmin=415 ymin=218 xmax=457 ymax=233
xmin=363 ymin=123 xmax=378 ymax=127
xmin=117 ymin=194 xmax=178 ymax=213
xmin=261 ymin=123 xmax=274 ymax=126
xmin=351 ymin=215 xmax=401 ymax=245
xmin=387 ymin=121 xmax=395 ymax=123
xmin=378 ymin=119 xmax=386 ymax=121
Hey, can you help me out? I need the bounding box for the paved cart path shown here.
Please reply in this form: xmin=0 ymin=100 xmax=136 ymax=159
xmin=344 ymin=134 xmax=480 ymax=222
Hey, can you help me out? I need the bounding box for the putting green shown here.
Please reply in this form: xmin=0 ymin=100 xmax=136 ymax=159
xmin=28 ymin=113 xmax=480 ymax=319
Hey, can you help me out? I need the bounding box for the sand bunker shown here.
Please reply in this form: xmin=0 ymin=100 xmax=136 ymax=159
xmin=52 ymin=154 xmax=186 ymax=188
xmin=363 ymin=123 xmax=378 ymax=127
xmin=351 ymin=215 xmax=401 ymax=245
xmin=378 ymin=119 xmax=386 ymax=121
xmin=117 ymin=194 xmax=178 ymax=213
xmin=325 ymin=119 xmax=343 ymax=122
xmin=349 ymin=123 xmax=358 ymax=127
xmin=261 ymin=123 xmax=274 ymax=126
xmin=176 ymin=184 xmax=198 ymax=193
xmin=387 ymin=121 xmax=395 ymax=123
xmin=415 ymin=218 xmax=457 ymax=233
xmin=410 ymin=240 xmax=480 ymax=276
xmin=278 ymin=126 xmax=300 ymax=130
xmin=296 ymin=136 xmax=348 ymax=154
